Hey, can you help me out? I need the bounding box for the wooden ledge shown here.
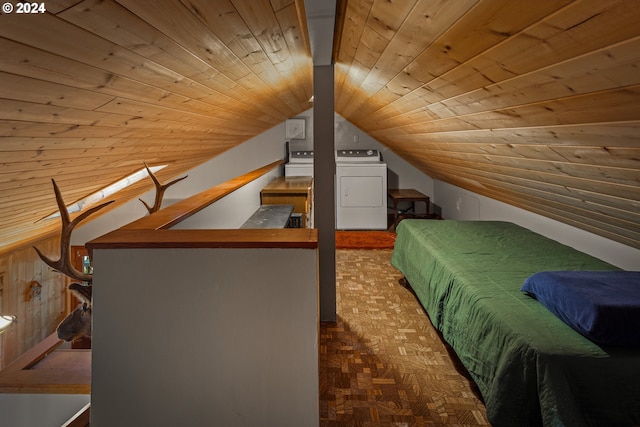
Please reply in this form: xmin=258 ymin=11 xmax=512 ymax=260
xmin=86 ymin=160 xmax=319 ymax=252
xmin=123 ymin=160 xmax=284 ymax=231
xmin=0 ymin=333 xmax=90 ymax=394
xmin=87 ymin=228 xmax=318 ymax=250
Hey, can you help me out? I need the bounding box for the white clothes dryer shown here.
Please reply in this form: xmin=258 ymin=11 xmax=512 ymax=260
xmin=335 ymin=149 xmax=387 ymax=230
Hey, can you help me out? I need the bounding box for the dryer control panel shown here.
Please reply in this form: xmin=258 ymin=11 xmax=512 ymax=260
xmin=335 ymin=149 xmax=380 ymax=162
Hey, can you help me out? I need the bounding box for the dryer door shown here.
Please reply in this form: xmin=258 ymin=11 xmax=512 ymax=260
xmin=339 ymin=175 xmax=384 ymax=207
xmin=336 ymin=163 xmax=387 ymax=230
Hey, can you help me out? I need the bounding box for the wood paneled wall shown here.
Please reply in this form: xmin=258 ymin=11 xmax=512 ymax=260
xmin=0 ymin=237 xmax=67 ymax=368
xmin=334 ymin=0 xmax=640 ymax=249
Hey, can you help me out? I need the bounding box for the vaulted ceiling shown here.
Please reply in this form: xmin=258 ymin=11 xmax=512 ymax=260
xmin=1 ymin=0 xmax=639 ymax=255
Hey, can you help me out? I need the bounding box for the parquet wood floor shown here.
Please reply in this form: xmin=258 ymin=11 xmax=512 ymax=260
xmin=320 ymin=249 xmax=490 ymax=426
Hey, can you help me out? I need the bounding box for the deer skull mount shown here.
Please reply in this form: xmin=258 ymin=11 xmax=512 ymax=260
xmin=139 ymin=162 xmax=187 ymax=214
xmin=56 ymin=283 xmax=93 ymax=342
xmin=34 ymin=179 xmax=114 ymax=341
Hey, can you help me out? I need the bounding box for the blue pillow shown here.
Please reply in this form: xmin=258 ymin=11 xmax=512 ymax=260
xmin=521 ymin=271 xmax=640 ymax=347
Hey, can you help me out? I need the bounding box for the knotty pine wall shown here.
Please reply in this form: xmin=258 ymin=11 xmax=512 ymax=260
xmin=0 ymin=237 xmax=68 ymax=368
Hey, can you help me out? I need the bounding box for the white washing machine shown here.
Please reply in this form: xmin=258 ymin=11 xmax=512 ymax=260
xmin=285 ymin=150 xmax=314 ymax=177
xmin=335 ymin=149 xmax=387 ymax=230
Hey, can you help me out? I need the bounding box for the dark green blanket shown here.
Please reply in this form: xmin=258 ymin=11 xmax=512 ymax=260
xmin=391 ymin=220 xmax=640 ymax=427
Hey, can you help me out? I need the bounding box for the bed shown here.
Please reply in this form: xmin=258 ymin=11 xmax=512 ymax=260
xmin=391 ymin=220 xmax=640 ymax=427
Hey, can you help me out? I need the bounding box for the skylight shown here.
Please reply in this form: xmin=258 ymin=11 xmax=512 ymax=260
xmin=43 ymin=164 xmax=168 ymax=220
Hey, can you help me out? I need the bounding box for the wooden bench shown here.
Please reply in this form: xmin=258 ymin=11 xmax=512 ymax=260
xmin=388 ymin=188 xmax=431 ymax=231
xmin=240 ymin=204 xmax=294 ymax=229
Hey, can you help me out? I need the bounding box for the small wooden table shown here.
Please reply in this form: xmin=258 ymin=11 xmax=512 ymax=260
xmin=388 ymin=189 xmax=430 ymax=231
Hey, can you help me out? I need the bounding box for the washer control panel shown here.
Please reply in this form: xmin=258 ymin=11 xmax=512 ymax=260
xmin=289 ymin=151 xmax=314 ymax=163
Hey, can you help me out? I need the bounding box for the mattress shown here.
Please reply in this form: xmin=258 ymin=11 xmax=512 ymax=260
xmin=391 ymin=220 xmax=640 ymax=427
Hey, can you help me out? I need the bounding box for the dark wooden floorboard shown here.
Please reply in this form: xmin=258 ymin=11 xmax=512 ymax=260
xmin=320 ymin=249 xmax=489 ymax=426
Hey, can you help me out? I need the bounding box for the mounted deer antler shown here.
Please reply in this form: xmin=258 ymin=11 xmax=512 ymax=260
xmin=139 ymin=162 xmax=187 ymax=214
xmin=33 ymin=179 xmax=114 ymax=283
xmin=34 ymin=179 xmax=113 ymax=342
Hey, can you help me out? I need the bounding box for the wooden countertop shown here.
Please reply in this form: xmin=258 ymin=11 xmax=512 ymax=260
xmin=261 ymin=176 xmax=312 ymax=193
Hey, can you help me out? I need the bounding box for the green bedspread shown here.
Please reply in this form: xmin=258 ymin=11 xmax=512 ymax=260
xmin=391 ymin=220 xmax=640 ymax=427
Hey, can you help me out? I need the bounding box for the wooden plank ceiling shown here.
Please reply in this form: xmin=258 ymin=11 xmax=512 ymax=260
xmin=333 ymin=0 xmax=640 ymax=250
xmin=0 ymin=0 xmax=313 ymax=254
xmin=1 ymin=0 xmax=639 ymax=254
